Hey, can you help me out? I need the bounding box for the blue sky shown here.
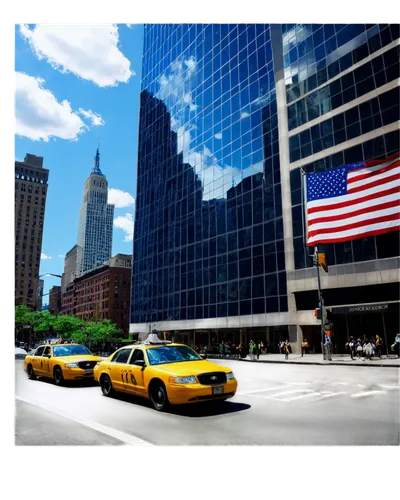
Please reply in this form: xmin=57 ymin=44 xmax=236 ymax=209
xmin=15 ymin=24 xmax=144 ymax=302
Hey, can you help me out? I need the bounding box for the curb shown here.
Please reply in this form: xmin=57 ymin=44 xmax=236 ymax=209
xmin=205 ymin=355 xmax=400 ymax=368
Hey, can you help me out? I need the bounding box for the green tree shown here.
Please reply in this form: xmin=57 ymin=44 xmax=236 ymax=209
xmin=53 ymin=315 xmax=84 ymax=339
xmin=85 ymin=319 xmax=122 ymax=349
xmin=11 ymin=304 xmax=34 ymax=341
xmin=32 ymin=310 xmax=56 ymax=337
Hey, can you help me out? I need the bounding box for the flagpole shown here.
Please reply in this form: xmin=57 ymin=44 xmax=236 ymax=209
xmin=301 ymin=168 xmax=326 ymax=360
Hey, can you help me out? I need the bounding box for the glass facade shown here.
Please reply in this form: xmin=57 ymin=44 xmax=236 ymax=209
xmin=132 ymin=24 xmax=288 ymax=325
xmin=286 ymin=24 xmax=400 ymax=270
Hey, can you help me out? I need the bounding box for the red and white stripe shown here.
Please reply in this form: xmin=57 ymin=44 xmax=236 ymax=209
xmin=306 ymin=154 xmax=400 ymax=246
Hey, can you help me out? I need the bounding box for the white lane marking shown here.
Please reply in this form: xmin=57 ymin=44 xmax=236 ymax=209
xmin=16 ymin=396 xmax=152 ymax=446
xmin=271 ymin=389 xmax=314 ymax=397
xmin=350 ymin=390 xmax=386 ymax=399
xmin=331 ymin=382 xmax=348 ymax=386
xmin=284 ymin=382 xmax=311 ymax=385
xmin=357 ymin=384 xmax=367 ymax=387
xmin=379 ymin=385 xmax=399 ymax=390
xmin=238 ymin=386 xmax=287 ymax=395
xmin=302 ymin=391 xmax=347 ymax=403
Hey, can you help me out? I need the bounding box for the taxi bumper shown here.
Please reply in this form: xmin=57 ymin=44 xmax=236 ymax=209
xmin=62 ymin=367 xmax=96 ymax=380
xmin=166 ymin=379 xmax=238 ymax=404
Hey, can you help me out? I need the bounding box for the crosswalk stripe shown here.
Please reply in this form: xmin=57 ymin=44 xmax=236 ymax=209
xmin=351 ymin=390 xmax=386 ymax=398
xmin=302 ymin=391 xmax=347 ymax=403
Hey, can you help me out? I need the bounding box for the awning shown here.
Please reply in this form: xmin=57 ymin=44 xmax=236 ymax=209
xmin=327 ymin=301 xmax=400 ymax=315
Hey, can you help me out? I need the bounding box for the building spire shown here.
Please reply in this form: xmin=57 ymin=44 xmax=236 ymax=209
xmin=91 ymin=146 xmax=104 ymax=176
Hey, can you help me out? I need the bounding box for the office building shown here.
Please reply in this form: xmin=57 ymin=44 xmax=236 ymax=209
xmin=49 ymin=285 xmax=62 ymax=315
xmin=131 ymin=24 xmax=399 ymax=352
xmin=76 ymin=149 xmax=114 ymax=277
xmin=15 ymin=154 xmax=49 ymax=307
xmin=61 ymin=254 xmax=132 ymax=336
xmin=61 ymin=244 xmax=81 ymax=292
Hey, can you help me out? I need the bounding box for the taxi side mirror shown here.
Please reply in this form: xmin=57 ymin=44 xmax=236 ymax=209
xmin=134 ymin=360 xmax=146 ymax=368
xmin=200 ymin=354 xmax=206 ymax=359
xmin=45 ymin=354 xmax=51 ymax=358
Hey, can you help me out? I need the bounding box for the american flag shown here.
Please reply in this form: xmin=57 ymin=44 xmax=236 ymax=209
xmin=305 ymin=153 xmax=400 ymax=246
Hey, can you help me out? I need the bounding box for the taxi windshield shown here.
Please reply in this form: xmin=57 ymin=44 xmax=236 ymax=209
xmin=53 ymin=345 xmax=92 ymax=357
xmin=146 ymin=345 xmax=201 ymax=366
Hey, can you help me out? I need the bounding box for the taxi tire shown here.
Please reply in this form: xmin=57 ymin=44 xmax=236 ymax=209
xmin=150 ymin=381 xmax=169 ymax=412
xmin=100 ymin=374 xmax=114 ymax=397
xmin=27 ymin=364 xmax=36 ymax=380
xmin=54 ymin=366 xmax=64 ymax=386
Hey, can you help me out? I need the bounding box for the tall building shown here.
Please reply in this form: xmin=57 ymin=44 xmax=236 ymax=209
xmin=61 ymin=244 xmax=81 ymax=292
xmin=131 ymin=24 xmax=399 ymax=352
xmin=281 ymin=23 xmax=400 ymax=352
xmin=76 ymin=149 xmax=114 ymax=277
xmin=61 ymin=254 xmax=132 ymax=336
xmin=15 ymin=154 xmax=49 ymax=307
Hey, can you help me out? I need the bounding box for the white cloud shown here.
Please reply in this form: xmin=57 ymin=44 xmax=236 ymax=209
xmin=214 ymin=133 xmax=222 ymax=140
xmin=78 ymin=108 xmax=105 ymax=126
xmin=58 ymin=254 xmax=65 ymax=258
xmin=41 ymin=253 xmax=52 ymax=260
xmin=108 ymin=188 xmax=135 ymax=208
xmin=189 ymin=103 xmax=198 ymax=113
xmin=240 ymin=111 xmax=250 ymax=119
xmin=126 ymin=24 xmax=135 ymax=29
xmin=19 ymin=24 xmax=134 ymax=87
xmin=114 ymin=213 xmax=134 ymax=241
xmin=15 ymin=72 xmax=87 ymax=141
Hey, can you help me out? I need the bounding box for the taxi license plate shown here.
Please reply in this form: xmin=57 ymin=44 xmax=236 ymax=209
xmin=212 ymin=386 xmax=223 ymax=395
xmin=85 ymin=369 xmax=94 ymax=374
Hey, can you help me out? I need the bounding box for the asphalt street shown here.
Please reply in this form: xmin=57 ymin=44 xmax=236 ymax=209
xmin=15 ymin=359 xmax=400 ymax=445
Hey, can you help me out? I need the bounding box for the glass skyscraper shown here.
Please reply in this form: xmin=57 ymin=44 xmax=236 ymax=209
xmin=131 ymin=24 xmax=399 ymax=353
xmin=76 ymin=149 xmax=114 ymax=276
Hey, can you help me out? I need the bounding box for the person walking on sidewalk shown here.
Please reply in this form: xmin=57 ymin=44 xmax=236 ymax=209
xmin=364 ymin=340 xmax=373 ymax=361
xmin=283 ymin=339 xmax=290 ymax=360
xmin=375 ymin=335 xmax=383 ymax=359
xmin=301 ymin=338 xmax=308 ymax=357
xmin=256 ymin=341 xmax=261 ymax=360
xmin=393 ymin=333 xmax=400 ymax=358
xmin=355 ymin=339 xmax=363 ymax=358
xmin=324 ymin=333 xmax=332 ymax=360
xmin=346 ymin=336 xmax=355 ymax=360
xmin=248 ymin=340 xmax=254 ymax=360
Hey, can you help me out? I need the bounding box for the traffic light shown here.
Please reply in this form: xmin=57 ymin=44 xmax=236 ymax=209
xmin=314 ymin=308 xmax=321 ymax=320
xmin=318 ymin=253 xmax=328 ymax=273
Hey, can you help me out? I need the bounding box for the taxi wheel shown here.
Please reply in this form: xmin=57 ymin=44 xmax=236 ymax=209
xmin=27 ymin=364 xmax=36 ymax=380
xmin=54 ymin=367 xmax=64 ymax=386
xmin=100 ymin=375 xmax=113 ymax=397
xmin=150 ymin=382 xmax=169 ymax=412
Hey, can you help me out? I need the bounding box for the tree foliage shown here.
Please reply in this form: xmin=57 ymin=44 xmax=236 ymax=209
xmin=15 ymin=305 xmax=34 ymax=326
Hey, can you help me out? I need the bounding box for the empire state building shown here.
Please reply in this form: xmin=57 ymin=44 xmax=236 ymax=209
xmin=76 ymin=149 xmax=114 ymax=276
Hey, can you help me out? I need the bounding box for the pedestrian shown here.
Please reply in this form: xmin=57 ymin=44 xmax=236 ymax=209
xmin=219 ymin=341 xmax=224 ymax=358
xmin=346 ymin=336 xmax=355 ymax=360
xmin=256 ymin=341 xmax=261 ymax=360
xmin=364 ymin=340 xmax=372 ymax=361
xmin=393 ymin=333 xmax=400 ymax=358
xmin=375 ymin=335 xmax=383 ymax=358
xmin=369 ymin=336 xmax=376 ymax=357
xmin=301 ymin=338 xmax=309 ymax=357
xmin=324 ymin=333 xmax=332 ymax=360
xmin=283 ymin=339 xmax=290 ymax=360
xmin=355 ymin=339 xmax=363 ymax=358
xmin=260 ymin=341 xmax=264 ymax=354
xmin=249 ymin=340 xmax=254 ymax=360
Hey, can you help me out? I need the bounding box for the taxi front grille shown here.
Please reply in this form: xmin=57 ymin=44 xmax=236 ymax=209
xmin=77 ymin=361 xmax=97 ymax=369
xmin=197 ymin=372 xmax=227 ymax=385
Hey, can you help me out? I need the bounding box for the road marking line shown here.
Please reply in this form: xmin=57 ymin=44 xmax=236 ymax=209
xmin=16 ymin=396 xmax=152 ymax=446
xmin=272 ymin=389 xmax=314 ymax=397
xmin=357 ymin=384 xmax=367 ymax=387
xmin=302 ymin=391 xmax=347 ymax=403
xmin=239 ymin=386 xmax=287 ymax=395
xmin=285 ymin=382 xmax=311 ymax=385
xmin=379 ymin=385 xmax=399 ymax=389
xmin=331 ymin=382 xmax=348 ymax=386
xmin=350 ymin=391 xmax=386 ymax=399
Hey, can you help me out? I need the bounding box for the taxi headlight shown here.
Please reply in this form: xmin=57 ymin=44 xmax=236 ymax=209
xmin=65 ymin=363 xmax=79 ymax=368
xmin=226 ymin=372 xmax=234 ymax=381
xmin=170 ymin=376 xmax=197 ymax=384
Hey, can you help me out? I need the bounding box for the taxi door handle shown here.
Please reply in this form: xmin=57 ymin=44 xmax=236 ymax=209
xmin=108 ymin=366 xmax=112 ymax=370
xmin=128 ymin=370 xmax=132 ymax=373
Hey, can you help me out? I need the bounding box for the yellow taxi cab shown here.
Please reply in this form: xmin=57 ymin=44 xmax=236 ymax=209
xmin=24 ymin=342 xmax=103 ymax=385
xmin=94 ymin=334 xmax=238 ymax=411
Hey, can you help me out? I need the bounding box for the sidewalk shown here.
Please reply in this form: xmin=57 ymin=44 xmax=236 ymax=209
xmin=206 ymin=353 xmax=400 ymax=367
